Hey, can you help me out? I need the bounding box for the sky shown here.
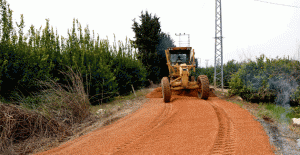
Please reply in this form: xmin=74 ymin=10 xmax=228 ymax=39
xmin=7 ymin=0 xmax=300 ymax=67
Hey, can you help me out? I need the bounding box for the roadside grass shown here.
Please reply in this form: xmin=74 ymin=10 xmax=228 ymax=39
xmin=246 ymin=102 xmax=300 ymax=125
xmin=215 ymin=88 xmax=300 ymax=137
xmin=0 ymin=66 xmax=158 ymax=154
xmin=229 ymin=100 xmax=244 ymax=109
xmin=90 ymin=85 xmax=157 ymax=116
xmin=229 ymin=99 xmax=298 ymax=125
xmin=255 ymin=103 xmax=300 ymax=137
xmin=257 ymin=103 xmax=284 ymax=122
xmin=1 ymin=67 xmax=94 ymax=154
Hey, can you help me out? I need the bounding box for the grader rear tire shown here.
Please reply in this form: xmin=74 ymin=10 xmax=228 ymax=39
xmin=197 ymin=75 xmax=209 ymax=100
xmin=161 ymin=77 xmax=171 ymax=103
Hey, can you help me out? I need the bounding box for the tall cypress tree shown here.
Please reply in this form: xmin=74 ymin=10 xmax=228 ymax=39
xmin=132 ymin=10 xmax=161 ymax=83
xmin=156 ymin=32 xmax=176 ymax=78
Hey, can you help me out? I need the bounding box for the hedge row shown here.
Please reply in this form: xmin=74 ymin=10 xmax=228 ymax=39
xmin=229 ymin=55 xmax=300 ymax=105
xmin=191 ymin=60 xmax=242 ymax=87
xmin=191 ymin=55 xmax=300 ymax=106
xmin=0 ymin=1 xmax=147 ymax=105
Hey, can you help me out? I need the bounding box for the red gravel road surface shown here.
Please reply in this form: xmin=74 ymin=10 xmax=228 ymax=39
xmin=37 ymin=88 xmax=275 ymax=155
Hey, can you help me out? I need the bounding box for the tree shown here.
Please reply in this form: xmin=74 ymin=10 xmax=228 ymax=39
xmin=156 ymin=32 xmax=176 ymax=78
xmin=132 ymin=10 xmax=161 ymax=83
xmin=195 ymin=58 xmax=199 ymax=68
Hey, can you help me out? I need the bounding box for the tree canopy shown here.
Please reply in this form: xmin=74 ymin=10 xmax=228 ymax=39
xmin=156 ymin=32 xmax=176 ymax=78
xmin=132 ymin=11 xmax=176 ymax=83
xmin=132 ymin=10 xmax=161 ymax=83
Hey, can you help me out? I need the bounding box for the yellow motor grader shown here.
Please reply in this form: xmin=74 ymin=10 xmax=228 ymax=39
xmin=161 ymin=47 xmax=210 ymax=102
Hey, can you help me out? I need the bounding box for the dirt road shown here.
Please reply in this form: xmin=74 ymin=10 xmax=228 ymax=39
xmin=37 ymin=90 xmax=275 ymax=154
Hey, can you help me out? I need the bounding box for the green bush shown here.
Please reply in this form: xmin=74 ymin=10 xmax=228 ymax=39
xmin=0 ymin=1 xmax=147 ymax=105
xmin=191 ymin=67 xmax=214 ymax=84
xmin=223 ymin=60 xmax=242 ymax=87
xmin=229 ymin=54 xmax=300 ymax=105
xmin=110 ymin=37 xmax=147 ymax=95
xmin=257 ymin=102 xmax=297 ymax=124
xmin=291 ymin=106 xmax=300 ymax=118
xmin=191 ymin=59 xmax=241 ymax=87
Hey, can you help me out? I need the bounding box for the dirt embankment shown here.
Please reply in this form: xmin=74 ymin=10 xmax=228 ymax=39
xmin=37 ymin=88 xmax=275 ymax=155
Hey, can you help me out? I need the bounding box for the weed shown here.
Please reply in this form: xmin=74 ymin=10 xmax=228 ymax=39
xmin=235 ymin=101 xmax=244 ymax=108
xmin=258 ymin=108 xmax=275 ymax=120
xmin=265 ymin=104 xmax=286 ymax=120
xmin=0 ymin=66 xmax=95 ymax=154
xmin=256 ymin=102 xmax=298 ymax=124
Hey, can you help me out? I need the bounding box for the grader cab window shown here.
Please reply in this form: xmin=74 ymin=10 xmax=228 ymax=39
xmin=169 ymin=50 xmax=191 ymax=65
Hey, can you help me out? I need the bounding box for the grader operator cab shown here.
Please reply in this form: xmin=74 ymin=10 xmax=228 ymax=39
xmin=161 ymin=47 xmax=210 ymax=102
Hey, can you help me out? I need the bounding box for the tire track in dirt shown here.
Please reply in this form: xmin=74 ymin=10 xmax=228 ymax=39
xmin=37 ymin=96 xmax=219 ymax=155
xmin=208 ymin=97 xmax=274 ymax=155
xmin=37 ymin=90 xmax=274 ymax=155
xmin=113 ymin=96 xmax=219 ymax=154
xmin=207 ymin=100 xmax=237 ymax=155
xmin=113 ymin=102 xmax=176 ymax=153
xmin=37 ymin=99 xmax=173 ymax=154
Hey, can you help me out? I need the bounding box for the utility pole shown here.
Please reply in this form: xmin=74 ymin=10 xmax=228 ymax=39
xmin=175 ymin=33 xmax=190 ymax=47
xmin=214 ymin=0 xmax=224 ymax=91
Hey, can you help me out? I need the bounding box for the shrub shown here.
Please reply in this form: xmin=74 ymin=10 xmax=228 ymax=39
xmin=110 ymin=38 xmax=147 ymax=95
xmin=0 ymin=66 xmax=93 ymax=154
xmin=0 ymin=2 xmax=146 ymax=104
xmin=0 ymin=103 xmax=69 ymax=154
xmin=191 ymin=60 xmax=241 ymax=87
xmin=229 ymin=54 xmax=300 ymax=105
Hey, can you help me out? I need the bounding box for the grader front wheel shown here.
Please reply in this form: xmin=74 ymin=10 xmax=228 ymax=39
xmin=161 ymin=77 xmax=171 ymax=103
xmin=197 ymin=75 xmax=210 ymax=100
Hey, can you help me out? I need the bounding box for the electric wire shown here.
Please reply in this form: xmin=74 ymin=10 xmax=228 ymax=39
xmin=253 ymin=0 xmax=300 ymax=8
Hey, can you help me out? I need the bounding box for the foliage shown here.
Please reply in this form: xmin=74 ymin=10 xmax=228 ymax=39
xmin=58 ymin=19 xmax=118 ymax=104
xmin=110 ymin=36 xmax=147 ymax=95
xmin=0 ymin=0 xmax=147 ymax=105
xmin=291 ymin=106 xmax=300 ymax=118
xmin=194 ymin=58 xmax=199 ymax=68
xmin=132 ymin=10 xmax=161 ymax=83
xmin=191 ymin=67 xmax=214 ymax=84
xmin=191 ymin=59 xmax=242 ymax=87
xmin=156 ymin=32 xmax=176 ymax=78
xmin=0 ymin=66 xmax=93 ymax=154
xmin=229 ymin=54 xmax=300 ymax=105
xmin=223 ymin=60 xmax=242 ymax=87
xmin=257 ymin=102 xmax=298 ymax=124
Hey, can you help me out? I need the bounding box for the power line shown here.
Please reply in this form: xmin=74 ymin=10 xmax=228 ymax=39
xmin=253 ymin=0 xmax=300 ymax=8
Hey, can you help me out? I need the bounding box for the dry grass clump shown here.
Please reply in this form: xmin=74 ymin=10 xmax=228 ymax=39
xmin=0 ymin=67 xmax=94 ymax=154
xmin=0 ymin=103 xmax=70 ymax=154
xmin=37 ymin=67 xmax=91 ymax=125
